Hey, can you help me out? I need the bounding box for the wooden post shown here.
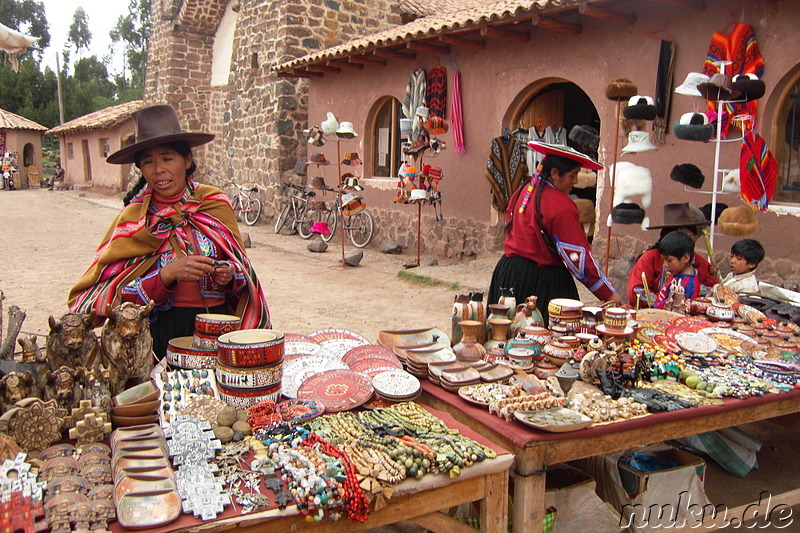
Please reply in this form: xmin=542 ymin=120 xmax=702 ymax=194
xmin=603 ymin=100 xmax=622 ymax=274
xmin=337 ymin=139 xmax=345 ymax=266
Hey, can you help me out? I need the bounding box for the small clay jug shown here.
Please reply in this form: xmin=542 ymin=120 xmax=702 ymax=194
xmin=486 ymin=304 xmax=511 ymax=343
xmin=451 ymin=294 xmax=471 ymax=346
xmin=497 ymin=287 xmax=517 ymax=319
xmin=485 ymin=318 xmax=512 ymax=352
xmin=510 ymin=295 xmax=544 ymax=337
xmin=452 ymin=320 xmax=487 ymax=363
xmin=468 ymin=292 xmax=486 ymax=344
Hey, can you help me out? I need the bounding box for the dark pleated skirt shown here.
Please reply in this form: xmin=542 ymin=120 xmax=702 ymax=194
xmin=151 ymin=304 xmax=231 ymax=360
xmin=488 ymin=255 xmax=579 ymax=325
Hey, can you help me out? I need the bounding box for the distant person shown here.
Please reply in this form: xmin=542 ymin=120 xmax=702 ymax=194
xmin=49 ymin=163 xmax=65 ymax=190
xmin=653 ymin=231 xmax=701 ymax=309
xmin=722 ymin=239 xmax=764 ymax=295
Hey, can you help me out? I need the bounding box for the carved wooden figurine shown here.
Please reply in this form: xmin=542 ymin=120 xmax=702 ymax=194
xmin=100 ymin=301 xmax=154 ymax=396
xmin=46 ymin=311 xmax=99 ymax=371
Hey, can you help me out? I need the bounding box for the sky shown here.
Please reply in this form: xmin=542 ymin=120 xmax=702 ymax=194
xmin=38 ymin=0 xmax=129 ymax=74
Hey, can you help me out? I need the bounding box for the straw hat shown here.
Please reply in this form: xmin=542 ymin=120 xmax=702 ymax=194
xmin=527 ymin=141 xmax=603 ymax=170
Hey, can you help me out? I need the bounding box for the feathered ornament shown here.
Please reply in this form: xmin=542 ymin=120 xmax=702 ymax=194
xmin=739 ymin=130 xmax=777 ymax=212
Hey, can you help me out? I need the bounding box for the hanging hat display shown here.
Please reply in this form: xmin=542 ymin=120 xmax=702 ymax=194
xmin=415 ymin=106 xmax=429 ymax=119
xmin=341 ymin=173 xmax=364 ymax=191
xmin=611 ymin=202 xmax=646 ymax=225
xmin=674 ymin=72 xmax=711 ymax=97
xmin=605 ymin=77 xmax=638 ymax=101
xmin=731 ymin=74 xmax=766 ymax=102
xmin=305 ymin=126 xmax=326 ymax=147
xmin=310 ymin=176 xmax=327 ymax=189
xmin=718 ymin=205 xmax=759 ymax=236
xmin=321 ymin=112 xmax=339 ymax=136
xmin=409 ymin=189 xmax=428 ymax=203
xmin=621 ymin=131 xmax=657 ymax=153
xmin=527 ymin=141 xmax=603 ymax=170
xmin=335 ymin=121 xmax=358 ymax=139
xmin=568 ymin=125 xmax=600 ymax=151
xmin=673 ymin=112 xmax=713 ymax=142
xmin=696 ymin=74 xmax=742 ymax=102
xmin=622 ymin=95 xmax=657 ymax=121
xmin=647 ymin=203 xmax=710 ymax=230
xmin=700 ymin=203 xmax=728 ymax=224
xmin=341 ymin=193 xmax=366 ymax=216
xmin=307 ymin=153 xmax=330 ymax=166
xmin=721 ymin=169 xmax=741 ymax=193
xmin=429 ymin=138 xmax=446 ymax=154
xmin=670 ymin=163 xmax=706 ymax=189
xmin=340 ymin=152 xmax=362 ymax=166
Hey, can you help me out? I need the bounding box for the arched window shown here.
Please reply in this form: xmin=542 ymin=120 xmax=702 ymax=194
xmin=774 ymin=82 xmax=800 ymax=204
xmin=371 ymin=97 xmax=402 ymax=178
xmin=210 ymin=1 xmax=238 ymax=87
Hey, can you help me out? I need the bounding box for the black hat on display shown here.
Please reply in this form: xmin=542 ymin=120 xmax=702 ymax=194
xmin=605 ymin=77 xmax=638 ymax=101
xmin=700 ymin=203 xmax=728 ymax=224
xmin=670 ymin=163 xmax=705 ymax=189
xmin=568 ymin=125 xmax=600 ymax=150
xmin=622 ymin=95 xmax=658 ymax=121
xmin=611 ymin=202 xmax=645 ymax=225
xmin=731 ymin=74 xmax=766 ymax=102
xmin=696 ymin=74 xmax=742 ymax=102
xmin=673 ymin=112 xmax=713 ymax=142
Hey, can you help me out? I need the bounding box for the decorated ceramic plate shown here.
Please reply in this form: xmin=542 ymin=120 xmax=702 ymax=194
xmin=361 ymin=397 xmax=399 ymax=410
xmin=513 ymin=407 xmax=593 ymax=433
xmin=736 ymin=304 xmax=767 ymax=324
xmin=699 ymin=327 xmax=757 ymax=353
xmin=359 ymin=365 xmax=404 ymax=378
xmin=284 ymin=341 xmax=333 ymax=357
xmin=296 ymin=370 xmax=373 ymax=412
xmin=675 ymin=331 xmax=718 ymax=354
xmin=276 ymin=399 xmax=325 ymax=422
xmin=283 ymin=333 xmax=317 ymax=343
xmin=635 ymin=325 xmax=664 ymax=345
xmin=308 ymin=328 xmax=371 ymax=344
xmin=457 ymin=383 xmax=517 ymax=406
xmin=319 ymin=338 xmax=368 ymax=359
xmin=378 ymin=328 xmax=451 ymax=350
xmin=653 ymin=334 xmax=681 ymax=353
xmin=342 ymin=345 xmax=400 ymax=367
xmin=635 ymin=308 xmax=682 ymax=328
xmin=348 ymin=357 xmax=403 ymax=374
xmin=282 ymin=356 xmax=350 ymax=398
xmin=673 ymin=316 xmax=714 ymax=332
xmin=371 ymin=370 xmax=421 ymax=398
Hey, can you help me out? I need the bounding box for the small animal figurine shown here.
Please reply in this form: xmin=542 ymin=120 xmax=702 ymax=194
xmin=0 ymin=371 xmax=38 ymax=413
xmin=46 ymin=311 xmax=99 ymax=371
xmin=43 ymin=365 xmax=86 ymax=413
xmin=17 ymin=335 xmax=46 ymax=364
xmin=100 ymin=301 xmax=154 ymax=396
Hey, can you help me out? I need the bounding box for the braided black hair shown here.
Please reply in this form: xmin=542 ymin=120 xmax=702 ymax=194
xmin=123 ymin=176 xmax=147 ymax=206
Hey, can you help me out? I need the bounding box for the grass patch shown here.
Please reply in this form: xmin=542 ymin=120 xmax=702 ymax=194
xmin=447 ymin=282 xmax=460 ymax=290
xmin=397 ymin=271 xmax=442 ymax=286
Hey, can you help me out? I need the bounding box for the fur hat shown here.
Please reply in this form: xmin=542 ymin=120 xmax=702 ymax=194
xmin=673 ymin=112 xmax=713 ymax=142
xmin=575 ymin=168 xmax=597 ymax=189
xmin=611 ymin=202 xmax=645 ymax=225
xmin=700 ymin=203 xmax=728 ymax=224
xmin=670 ymin=163 xmax=705 ymax=189
xmin=718 ymin=205 xmax=759 ymax=236
xmin=623 ymin=95 xmax=657 ymax=121
xmin=731 ymin=73 xmax=766 ymax=102
xmin=569 ymin=125 xmax=600 ymax=150
xmin=606 ymin=77 xmax=638 ymax=101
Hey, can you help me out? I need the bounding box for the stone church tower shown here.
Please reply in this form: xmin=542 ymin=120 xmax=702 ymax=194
xmin=144 ymin=0 xmax=401 ymax=196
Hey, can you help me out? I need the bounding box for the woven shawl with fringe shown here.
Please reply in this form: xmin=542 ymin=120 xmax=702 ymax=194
xmin=702 ymin=23 xmax=765 ymax=138
xmin=68 ymin=181 xmax=270 ymax=329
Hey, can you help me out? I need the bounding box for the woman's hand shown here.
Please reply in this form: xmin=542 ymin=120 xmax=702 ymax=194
xmin=606 ymin=292 xmax=625 ymax=307
xmin=159 ymin=255 xmax=215 ymax=285
xmin=210 ymin=261 xmax=234 ymax=286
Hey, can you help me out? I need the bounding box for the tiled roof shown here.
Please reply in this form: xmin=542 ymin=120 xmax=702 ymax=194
xmin=399 ymin=0 xmax=493 ymax=18
xmin=0 ymin=108 xmax=47 ymax=131
xmin=46 ymin=100 xmax=143 ymax=135
xmin=275 ymin=0 xmax=583 ymax=72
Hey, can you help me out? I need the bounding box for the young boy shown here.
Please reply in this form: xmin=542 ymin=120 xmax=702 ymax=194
xmin=653 ymin=231 xmax=699 ymax=310
xmin=722 ymin=239 xmax=764 ymax=295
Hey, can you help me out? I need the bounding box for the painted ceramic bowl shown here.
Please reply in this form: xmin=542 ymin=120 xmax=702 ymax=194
xmin=534 ymin=360 xmax=559 ymax=379
xmin=216 ymin=382 xmax=282 ymax=409
xmin=214 ymin=360 xmax=283 ymax=390
xmin=166 ymin=336 xmax=217 ymax=370
xmin=216 ymin=329 xmax=285 ymax=368
xmin=543 ymin=340 xmax=574 ymax=366
xmin=194 ymin=313 xmax=241 ymax=337
xmin=706 ymin=303 xmax=735 ymax=322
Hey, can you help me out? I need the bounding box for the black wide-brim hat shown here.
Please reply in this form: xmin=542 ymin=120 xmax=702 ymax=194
xmin=107 ymin=104 xmax=215 ymax=164
xmin=611 ymin=202 xmax=645 ymax=225
xmin=670 ymin=163 xmax=705 ymax=189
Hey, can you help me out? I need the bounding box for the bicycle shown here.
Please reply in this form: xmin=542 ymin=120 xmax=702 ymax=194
xmin=312 ymin=184 xmax=375 ymax=248
xmin=229 ymin=181 xmax=262 ymax=226
xmin=273 ymin=182 xmax=322 ymax=239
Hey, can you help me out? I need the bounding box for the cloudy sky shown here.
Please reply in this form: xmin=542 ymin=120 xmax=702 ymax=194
xmin=39 ymin=0 xmax=129 ymax=73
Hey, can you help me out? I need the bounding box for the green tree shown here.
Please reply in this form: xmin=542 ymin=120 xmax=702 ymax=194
xmin=67 ymin=7 xmax=92 ymax=59
xmin=0 ymin=0 xmax=51 ymax=65
xmin=61 ymin=56 xmax=115 ymax=121
xmin=110 ymin=0 xmax=150 ymax=97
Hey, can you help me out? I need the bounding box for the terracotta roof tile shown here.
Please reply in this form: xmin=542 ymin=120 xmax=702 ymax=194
xmin=0 ymin=108 xmax=47 ymax=131
xmin=400 ymin=0 xmax=492 ymax=18
xmin=46 ymin=100 xmax=143 ymax=135
xmin=275 ymin=0 xmax=582 ymax=72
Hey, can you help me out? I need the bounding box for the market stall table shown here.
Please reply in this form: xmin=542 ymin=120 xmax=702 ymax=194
xmin=108 ymin=405 xmax=512 ymax=533
xmin=420 ymin=381 xmax=800 ymax=532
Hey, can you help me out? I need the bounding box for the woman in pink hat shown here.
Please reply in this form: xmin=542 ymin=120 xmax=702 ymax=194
xmin=489 ymin=142 xmax=623 ymax=324
xmin=69 ymin=104 xmax=270 ymax=359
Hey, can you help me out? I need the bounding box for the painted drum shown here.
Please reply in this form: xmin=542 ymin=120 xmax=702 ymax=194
xmin=216 ymin=329 xmax=285 ymax=368
xmin=194 ymin=313 xmax=241 ymax=337
xmin=547 ymin=298 xmax=584 ymax=318
xmin=216 ymin=382 xmax=282 ymax=410
xmin=192 ymin=331 xmax=218 ymax=350
xmin=166 ymin=336 xmax=217 ymax=369
xmin=214 ymin=360 xmax=283 ymax=390
xmin=602 ymin=307 xmax=630 ymax=332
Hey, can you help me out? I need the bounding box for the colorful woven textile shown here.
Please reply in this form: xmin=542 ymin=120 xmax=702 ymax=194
xmin=425 ymin=65 xmax=447 ymax=119
xmin=68 ymin=180 xmax=270 ymax=328
xmin=739 ymin=130 xmax=777 ymax=212
xmin=402 ymin=68 xmax=426 ymax=125
xmin=702 ymin=23 xmax=764 ymax=138
xmin=485 ymin=136 xmax=528 ymax=213
xmin=451 ymin=70 xmax=465 ymax=154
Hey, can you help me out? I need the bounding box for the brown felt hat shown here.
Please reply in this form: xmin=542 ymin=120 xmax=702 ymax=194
xmin=647 ymin=203 xmax=710 ymax=230
xmin=107 ymin=104 xmax=214 ymax=164
xmin=696 ymin=74 xmax=742 ymax=102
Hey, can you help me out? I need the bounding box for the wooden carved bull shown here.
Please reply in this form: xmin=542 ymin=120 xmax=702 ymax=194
xmin=0 ymin=371 xmax=38 ymax=413
xmin=100 ymin=301 xmax=154 ymax=396
xmin=44 ymin=365 xmax=86 ymax=412
xmin=47 ymin=311 xmax=99 ymax=371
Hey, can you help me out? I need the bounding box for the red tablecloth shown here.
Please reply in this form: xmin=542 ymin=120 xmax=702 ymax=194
xmin=421 ymin=380 xmax=800 ymax=450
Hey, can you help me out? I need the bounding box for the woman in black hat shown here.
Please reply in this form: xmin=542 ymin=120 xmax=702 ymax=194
xmin=489 ymin=142 xmax=623 ymax=324
xmin=69 ymin=104 xmax=270 ymax=359
xmin=626 ymin=203 xmax=718 ymax=307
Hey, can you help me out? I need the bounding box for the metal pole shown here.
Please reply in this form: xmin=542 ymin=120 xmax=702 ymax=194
xmin=55 ymin=56 xmax=65 ymax=125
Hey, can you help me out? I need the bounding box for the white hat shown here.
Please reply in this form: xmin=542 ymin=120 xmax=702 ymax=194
xmin=621 ymin=131 xmax=658 ymax=153
xmin=409 ymin=189 xmax=428 ymax=202
xmin=415 ymin=106 xmax=429 ymax=118
xmin=321 ymin=112 xmax=339 ymax=136
xmin=336 ymin=121 xmax=358 ymax=139
xmin=674 ymin=72 xmax=711 ymax=97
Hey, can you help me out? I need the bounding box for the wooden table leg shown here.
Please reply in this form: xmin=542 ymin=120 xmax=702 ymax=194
xmin=512 ymin=448 xmax=546 ymax=533
xmin=480 ymin=469 xmax=510 ymax=533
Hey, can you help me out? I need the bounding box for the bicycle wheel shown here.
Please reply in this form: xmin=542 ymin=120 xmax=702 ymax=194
xmin=320 ymin=208 xmax=338 ymax=242
xmin=243 ymin=197 xmax=262 ymax=226
xmin=296 ymin=204 xmax=315 ymax=239
xmin=347 ymin=209 xmax=374 ymax=248
xmin=231 ymin=195 xmax=243 ymax=222
xmin=274 ymin=201 xmax=291 ymax=234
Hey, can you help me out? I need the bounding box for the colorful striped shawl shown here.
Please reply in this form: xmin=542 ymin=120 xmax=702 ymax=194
xmin=68 ymin=182 xmax=270 ymax=329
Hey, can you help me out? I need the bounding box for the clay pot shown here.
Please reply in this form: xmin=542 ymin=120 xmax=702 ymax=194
xmin=510 ymin=296 xmax=544 ymax=337
xmin=690 ymin=298 xmax=713 ymax=316
xmin=534 ymin=360 xmax=559 ymax=379
xmin=497 ymin=288 xmax=517 ymax=318
xmin=451 ymin=294 xmax=471 ymax=346
xmin=543 ymin=340 xmax=574 ymax=366
xmin=452 ymin=320 xmax=487 ymax=363
xmin=485 ymin=318 xmax=512 ymax=352
xmin=486 ymin=304 xmax=511 ymax=343
xmin=706 ymin=303 xmax=735 ymax=322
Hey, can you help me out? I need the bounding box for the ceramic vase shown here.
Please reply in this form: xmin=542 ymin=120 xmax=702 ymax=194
xmin=468 ymin=291 xmax=486 ymax=344
xmin=453 ymin=320 xmax=487 ymax=363
xmin=451 ymin=294 xmax=471 ymax=346
xmin=485 ymin=304 xmax=510 ymax=344
xmin=484 ymin=318 xmax=512 ymax=352
xmin=497 ymin=287 xmax=517 ymax=319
